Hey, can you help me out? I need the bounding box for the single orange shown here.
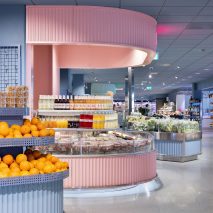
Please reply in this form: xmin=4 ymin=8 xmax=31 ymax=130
xmin=20 ymin=161 xmax=31 ymax=171
xmin=23 ymin=119 xmax=31 ymax=126
xmin=0 ymin=167 xmax=10 ymax=174
xmin=35 ymin=161 xmax=45 ymax=171
xmin=29 ymin=168 xmax=39 ymax=175
xmin=10 ymin=162 xmax=19 ymax=169
xmin=49 ymin=129 xmax=55 ymax=136
xmin=61 ymin=162 xmax=69 ymax=169
xmin=37 ymin=122 xmax=45 ymax=131
xmin=30 ymin=125 xmax=37 ymax=132
xmin=20 ymin=125 xmax=31 ymax=135
xmin=39 ymin=129 xmax=49 ymax=137
xmin=0 ymin=162 xmax=8 ymax=169
xmin=50 ymin=156 xmax=59 ymax=164
xmin=16 ymin=154 xmax=27 ymax=164
xmin=31 ymin=117 xmax=40 ymax=125
xmin=0 ymin=125 xmax=9 ymax=137
xmin=0 ymin=122 xmax=9 ymax=129
xmin=14 ymin=134 xmax=23 ymax=139
xmin=43 ymin=164 xmax=55 ymax=174
xmin=30 ymin=160 xmax=38 ymax=167
xmin=11 ymin=124 xmax=21 ymax=131
xmin=11 ymin=167 xmax=21 ymax=173
xmin=46 ymin=154 xmax=52 ymax=160
xmin=55 ymin=161 xmax=62 ymax=170
xmin=38 ymin=157 xmax=46 ymax=162
xmin=3 ymin=155 xmax=14 ymax=166
xmin=31 ymin=130 xmax=39 ymax=137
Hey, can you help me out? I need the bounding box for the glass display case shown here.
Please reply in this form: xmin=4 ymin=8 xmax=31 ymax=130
xmin=37 ymin=129 xmax=154 ymax=156
xmin=35 ymin=128 xmax=157 ymax=190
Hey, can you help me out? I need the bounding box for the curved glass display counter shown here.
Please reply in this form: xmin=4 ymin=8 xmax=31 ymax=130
xmin=37 ymin=129 xmax=159 ymax=191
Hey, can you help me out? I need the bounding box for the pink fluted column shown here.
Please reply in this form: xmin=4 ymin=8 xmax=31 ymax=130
xmin=52 ymin=45 xmax=60 ymax=95
xmin=26 ymin=44 xmax=34 ymax=116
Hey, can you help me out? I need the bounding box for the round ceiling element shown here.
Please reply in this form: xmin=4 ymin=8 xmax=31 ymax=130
xmin=26 ymin=6 xmax=157 ymax=69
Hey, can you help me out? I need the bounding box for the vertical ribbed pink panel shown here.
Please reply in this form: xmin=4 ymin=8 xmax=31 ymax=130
xmin=61 ymin=151 xmax=156 ymax=189
xmin=26 ymin=6 xmax=157 ymax=52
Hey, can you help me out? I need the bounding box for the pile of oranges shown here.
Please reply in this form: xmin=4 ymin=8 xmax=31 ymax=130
xmin=0 ymin=117 xmax=55 ymax=139
xmin=0 ymin=149 xmax=69 ymax=178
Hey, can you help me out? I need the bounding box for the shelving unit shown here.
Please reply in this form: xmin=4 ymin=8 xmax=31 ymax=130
xmin=188 ymin=101 xmax=201 ymax=122
xmin=38 ymin=109 xmax=114 ymax=116
xmin=209 ymin=94 xmax=213 ymax=127
xmin=0 ymin=107 xmax=69 ymax=213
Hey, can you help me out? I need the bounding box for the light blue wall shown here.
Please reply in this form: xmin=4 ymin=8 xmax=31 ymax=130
xmin=72 ymin=74 xmax=85 ymax=95
xmin=0 ymin=5 xmax=26 ymax=84
xmin=197 ymin=77 xmax=213 ymax=91
xmin=60 ymin=69 xmax=72 ymax=95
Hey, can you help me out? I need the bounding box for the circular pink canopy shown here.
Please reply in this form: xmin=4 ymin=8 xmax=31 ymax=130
xmin=26 ymin=6 xmax=157 ymax=68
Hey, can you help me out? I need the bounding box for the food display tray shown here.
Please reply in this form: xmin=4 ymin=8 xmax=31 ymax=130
xmin=0 ymin=136 xmax=55 ymax=147
xmin=0 ymin=170 xmax=69 ymax=187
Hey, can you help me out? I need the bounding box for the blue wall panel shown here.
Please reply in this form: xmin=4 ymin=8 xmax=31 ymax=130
xmin=0 ymin=5 xmax=26 ymax=84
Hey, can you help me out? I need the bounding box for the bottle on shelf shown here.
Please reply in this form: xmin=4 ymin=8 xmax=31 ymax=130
xmin=54 ymin=95 xmax=59 ymax=110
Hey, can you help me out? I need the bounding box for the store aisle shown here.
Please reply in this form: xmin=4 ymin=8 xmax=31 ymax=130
xmin=64 ymin=132 xmax=213 ymax=213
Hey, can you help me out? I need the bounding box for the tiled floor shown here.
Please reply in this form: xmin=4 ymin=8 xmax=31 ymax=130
xmin=64 ymin=132 xmax=213 ymax=213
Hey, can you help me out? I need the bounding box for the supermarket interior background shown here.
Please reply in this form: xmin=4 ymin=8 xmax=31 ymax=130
xmin=0 ymin=0 xmax=213 ymax=213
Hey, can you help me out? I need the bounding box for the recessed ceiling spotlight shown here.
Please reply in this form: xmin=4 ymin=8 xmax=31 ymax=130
xmin=160 ymin=63 xmax=170 ymax=67
xmin=95 ymin=79 xmax=98 ymax=82
xmin=196 ymin=72 xmax=200 ymax=75
xmin=108 ymin=81 xmax=111 ymax=84
xmin=176 ymin=66 xmax=181 ymax=69
xmin=163 ymin=82 xmax=165 ymax=86
xmin=204 ymin=68 xmax=209 ymax=71
xmin=175 ymin=76 xmax=178 ymax=79
xmin=149 ymin=74 xmax=152 ymax=79
xmin=141 ymin=83 xmax=144 ymax=86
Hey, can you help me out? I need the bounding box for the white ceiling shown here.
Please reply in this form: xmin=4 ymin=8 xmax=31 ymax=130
xmin=1 ymin=0 xmax=213 ymax=97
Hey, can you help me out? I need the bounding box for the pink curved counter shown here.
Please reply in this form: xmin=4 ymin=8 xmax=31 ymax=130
xmin=59 ymin=151 xmax=156 ymax=189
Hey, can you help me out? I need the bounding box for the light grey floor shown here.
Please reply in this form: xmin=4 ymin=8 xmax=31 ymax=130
xmin=64 ymin=131 xmax=213 ymax=213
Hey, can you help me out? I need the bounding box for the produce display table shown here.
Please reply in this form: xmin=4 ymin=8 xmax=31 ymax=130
xmin=154 ymin=132 xmax=202 ymax=162
xmin=0 ymin=107 xmax=69 ymax=213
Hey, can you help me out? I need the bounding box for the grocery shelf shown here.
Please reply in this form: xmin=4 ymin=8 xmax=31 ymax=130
xmin=53 ymin=128 xmax=119 ymax=132
xmin=0 ymin=136 xmax=55 ymax=147
xmin=0 ymin=107 xmax=29 ymax=116
xmin=38 ymin=109 xmax=114 ymax=116
xmin=0 ymin=170 xmax=69 ymax=187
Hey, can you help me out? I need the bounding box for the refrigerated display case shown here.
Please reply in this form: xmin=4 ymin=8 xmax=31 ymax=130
xmin=37 ymin=129 xmax=159 ymax=191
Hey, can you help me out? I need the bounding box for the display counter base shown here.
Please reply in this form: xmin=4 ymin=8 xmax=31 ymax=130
xmin=154 ymin=132 xmax=202 ymax=163
xmin=0 ymin=171 xmax=69 ymax=213
xmin=157 ymin=154 xmax=198 ymax=162
xmin=0 ymin=180 xmax=63 ymax=213
xmin=64 ymin=176 xmax=162 ymax=198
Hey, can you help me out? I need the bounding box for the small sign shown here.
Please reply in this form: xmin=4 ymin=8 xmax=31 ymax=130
xmin=146 ymin=86 xmax=152 ymax=90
